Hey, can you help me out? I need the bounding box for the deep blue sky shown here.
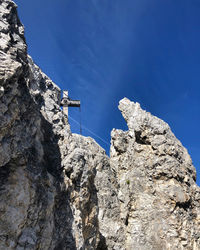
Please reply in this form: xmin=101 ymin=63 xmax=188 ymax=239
xmin=15 ymin=0 xmax=200 ymax=185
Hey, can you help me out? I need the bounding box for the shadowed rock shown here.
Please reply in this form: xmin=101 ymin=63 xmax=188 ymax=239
xmin=0 ymin=1 xmax=200 ymax=250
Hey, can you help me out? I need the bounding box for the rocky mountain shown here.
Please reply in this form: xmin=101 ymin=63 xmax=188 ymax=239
xmin=0 ymin=1 xmax=200 ymax=249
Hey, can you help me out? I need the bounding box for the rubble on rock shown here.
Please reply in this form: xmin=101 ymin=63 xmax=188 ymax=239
xmin=0 ymin=1 xmax=200 ymax=249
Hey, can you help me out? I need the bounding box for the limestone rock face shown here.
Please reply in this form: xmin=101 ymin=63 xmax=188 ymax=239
xmin=0 ymin=1 xmax=122 ymax=249
xmin=0 ymin=1 xmax=200 ymax=250
xmin=0 ymin=1 xmax=73 ymax=248
xmin=110 ymin=98 xmax=200 ymax=249
xmin=63 ymin=134 xmax=125 ymax=250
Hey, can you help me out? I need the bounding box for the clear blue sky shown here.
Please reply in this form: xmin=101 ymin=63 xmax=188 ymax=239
xmin=15 ymin=0 xmax=200 ymax=185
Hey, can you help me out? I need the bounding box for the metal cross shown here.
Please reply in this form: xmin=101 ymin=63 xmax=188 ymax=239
xmin=61 ymin=91 xmax=81 ymax=119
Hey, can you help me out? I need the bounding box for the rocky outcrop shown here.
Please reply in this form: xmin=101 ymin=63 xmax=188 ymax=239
xmin=0 ymin=1 xmax=73 ymax=248
xmin=110 ymin=98 xmax=200 ymax=249
xmin=0 ymin=1 xmax=121 ymax=249
xmin=0 ymin=1 xmax=200 ymax=249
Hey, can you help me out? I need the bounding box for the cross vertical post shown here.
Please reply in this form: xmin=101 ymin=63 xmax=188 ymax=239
xmin=62 ymin=91 xmax=69 ymax=119
xmin=61 ymin=90 xmax=81 ymax=125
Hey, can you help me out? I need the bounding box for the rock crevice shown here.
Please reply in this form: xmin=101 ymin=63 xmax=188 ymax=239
xmin=0 ymin=1 xmax=200 ymax=250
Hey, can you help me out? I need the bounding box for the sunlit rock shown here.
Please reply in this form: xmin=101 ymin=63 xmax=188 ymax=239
xmin=0 ymin=1 xmax=200 ymax=249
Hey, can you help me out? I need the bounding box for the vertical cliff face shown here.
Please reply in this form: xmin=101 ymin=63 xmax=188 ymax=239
xmin=0 ymin=1 xmax=122 ymax=249
xmin=110 ymin=98 xmax=200 ymax=249
xmin=0 ymin=1 xmax=200 ymax=250
xmin=0 ymin=1 xmax=74 ymax=248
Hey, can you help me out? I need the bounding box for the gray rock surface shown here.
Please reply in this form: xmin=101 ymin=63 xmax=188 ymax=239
xmin=0 ymin=1 xmax=120 ymax=249
xmin=0 ymin=1 xmax=200 ymax=249
xmin=110 ymin=98 xmax=200 ymax=249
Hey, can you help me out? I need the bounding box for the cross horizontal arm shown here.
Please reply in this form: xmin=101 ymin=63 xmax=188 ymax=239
xmin=61 ymin=98 xmax=80 ymax=107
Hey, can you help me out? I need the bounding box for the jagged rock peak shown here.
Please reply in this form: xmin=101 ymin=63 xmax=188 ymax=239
xmin=110 ymin=98 xmax=200 ymax=249
xmin=119 ymin=97 xmax=172 ymax=136
xmin=0 ymin=1 xmax=200 ymax=249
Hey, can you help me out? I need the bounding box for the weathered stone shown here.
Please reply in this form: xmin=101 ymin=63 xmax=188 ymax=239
xmin=0 ymin=1 xmax=200 ymax=250
xmin=110 ymin=98 xmax=200 ymax=249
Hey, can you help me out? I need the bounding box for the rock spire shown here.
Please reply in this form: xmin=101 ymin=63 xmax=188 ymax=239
xmin=0 ymin=1 xmax=199 ymax=249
